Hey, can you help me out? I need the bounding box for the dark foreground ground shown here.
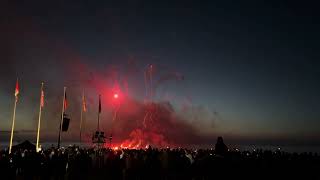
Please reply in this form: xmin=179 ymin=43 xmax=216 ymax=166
xmin=1 ymin=146 xmax=320 ymax=180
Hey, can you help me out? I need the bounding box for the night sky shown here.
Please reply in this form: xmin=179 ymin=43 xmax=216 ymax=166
xmin=1 ymin=0 xmax=320 ymax=147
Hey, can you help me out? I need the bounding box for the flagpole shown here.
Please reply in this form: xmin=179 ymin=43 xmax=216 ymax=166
xmin=9 ymin=78 xmax=19 ymax=154
xmin=97 ymin=95 xmax=100 ymax=132
xmin=58 ymin=87 xmax=66 ymax=148
xmin=79 ymin=90 xmax=84 ymax=144
xmin=8 ymin=96 xmax=17 ymax=154
xmin=36 ymin=82 xmax=44 ymax=152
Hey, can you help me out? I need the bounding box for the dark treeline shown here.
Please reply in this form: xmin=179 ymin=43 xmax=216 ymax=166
xmin=1 ymin=138 xmax=320 ymax=179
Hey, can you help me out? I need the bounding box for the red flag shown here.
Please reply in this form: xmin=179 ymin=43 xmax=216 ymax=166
xmin=15 ymin=79 xmax=19 ymax=101
xmin=64 ymin=92 xmax=67 ymax=111
xmin=40 ymin=88 xmax=44 ymax=108
xmin=98 ymin=95 xmax=101 ymax=113
xmin=82 ymin=93 xmax=86 ymax=112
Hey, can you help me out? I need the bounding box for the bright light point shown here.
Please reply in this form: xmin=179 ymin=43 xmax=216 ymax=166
xmin=114 ymin=93 xmax=118 ymax=99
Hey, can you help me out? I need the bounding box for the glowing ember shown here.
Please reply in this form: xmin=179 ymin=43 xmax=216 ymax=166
xmin=114 ymin=93 xmax=118 ymax=99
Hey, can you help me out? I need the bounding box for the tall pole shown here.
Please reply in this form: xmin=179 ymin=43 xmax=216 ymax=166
xmin=8 ymin=97 xmax=18 ymax=154
xmin=79 ymin=90 xmax=84 ymax=144
xmin=97 ymin=95 xmax=100 ymax=132
xmin=58 ymin=87 xmax=66 ymax=148
xmin=97 ymin=112 xmax=100 ymax=132
xmin=36 ymin=82 xmax=44 ymax=152
xmin=97 ymin=95 xmax=101 ymax=149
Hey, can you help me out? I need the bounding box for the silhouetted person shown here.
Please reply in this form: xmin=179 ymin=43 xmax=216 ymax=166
xmin=215 ymin=136 xmax=228 ymax=156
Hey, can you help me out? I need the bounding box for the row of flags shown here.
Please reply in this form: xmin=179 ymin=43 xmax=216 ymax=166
xmin=14 ymin=79 xmax=89 ymax=112
xmin=10 ymin=79 xmax=101 ymax=153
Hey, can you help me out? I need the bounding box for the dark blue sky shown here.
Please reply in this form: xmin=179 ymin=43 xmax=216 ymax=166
xmin=1 ymin=0 xmax=320 ymax=145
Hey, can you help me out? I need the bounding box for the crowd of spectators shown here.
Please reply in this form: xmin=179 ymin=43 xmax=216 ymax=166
xmin=0 ymin=137 xmax=319 ymax=179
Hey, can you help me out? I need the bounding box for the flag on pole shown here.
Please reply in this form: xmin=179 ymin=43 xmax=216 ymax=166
xmin=99 ymin=95 xmax=101 ymax=113
xmin=64 ymin=92 xmax=68 ymax=111
xmin=40 ymin=86 xmax=44 ymax=108
xmin=15 ymin=79 xmax=19 ymax=102
xmin=82 ymin=93 xmax=87 ymax=112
